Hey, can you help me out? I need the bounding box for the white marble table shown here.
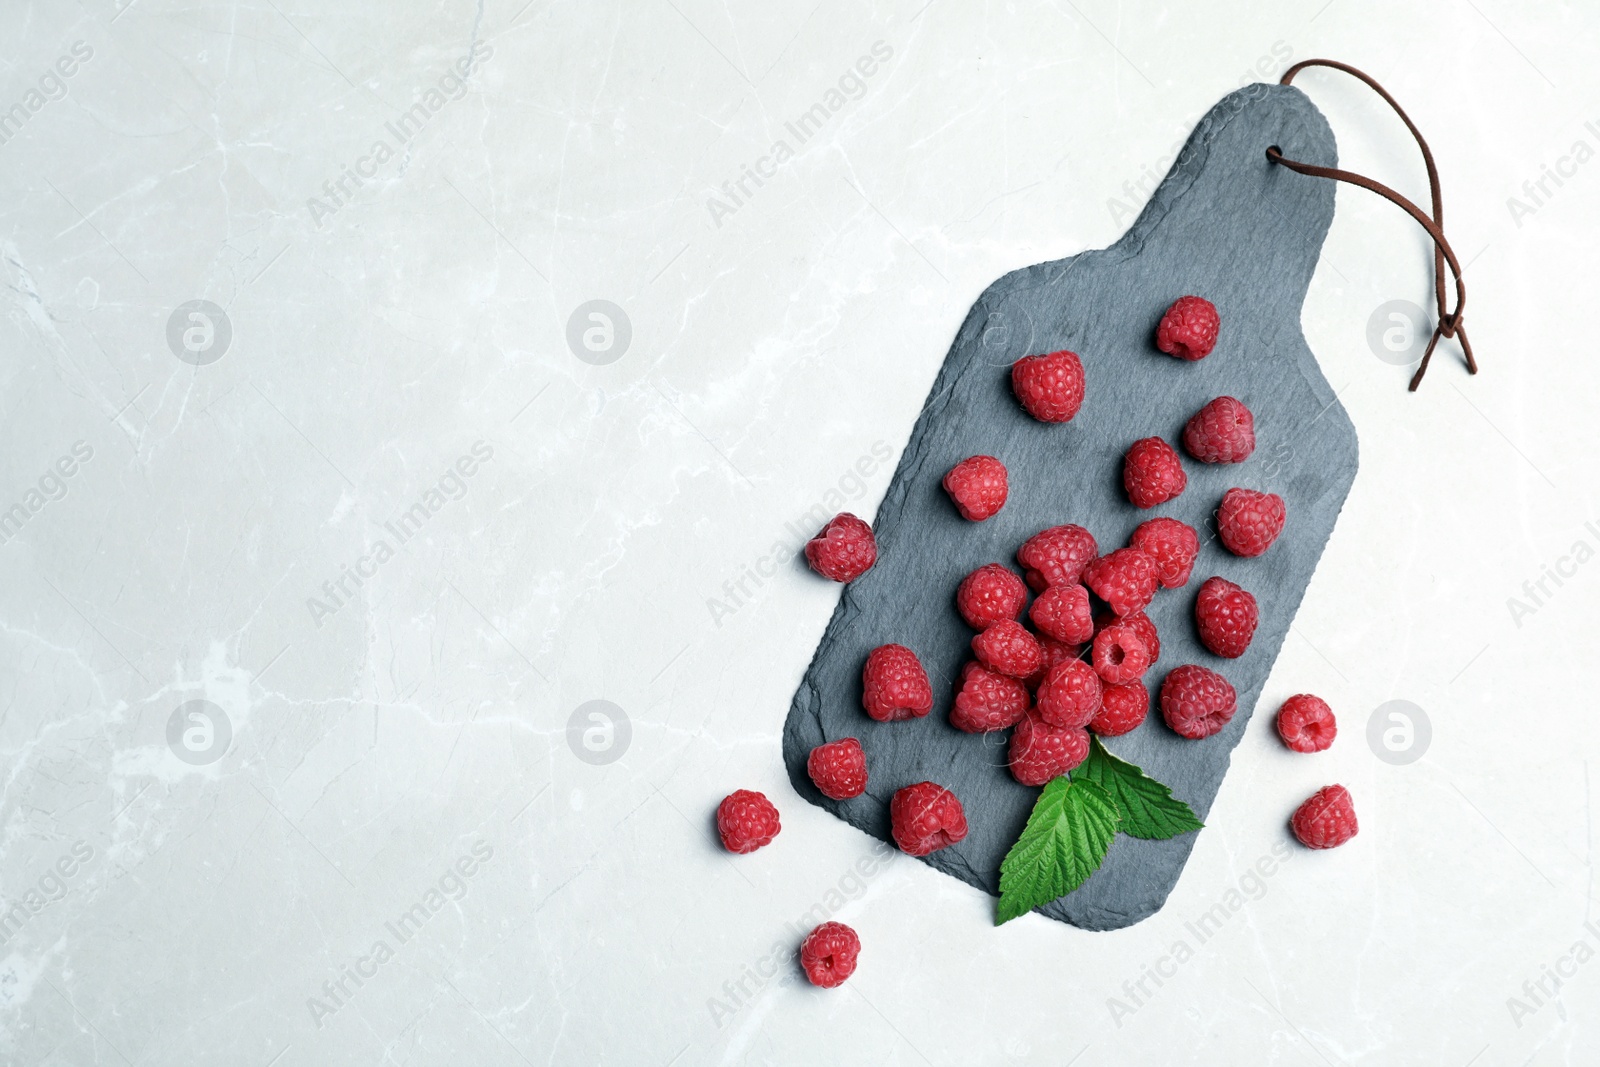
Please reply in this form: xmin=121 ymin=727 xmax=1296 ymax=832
xmin=0 ymin=1 xmax=1592 ymax=1063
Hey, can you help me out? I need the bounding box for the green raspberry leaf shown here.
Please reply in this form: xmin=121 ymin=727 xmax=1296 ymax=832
xmin=1072 ymin=735 xmax=1205 ymax=840
xmin=996 ymin=776 xmax=1119 ymax=925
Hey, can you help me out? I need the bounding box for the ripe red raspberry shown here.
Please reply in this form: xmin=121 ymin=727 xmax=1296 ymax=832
xmin=1123 ymin=437 xmax=1187 ymax=509
xmin=1028 ymin=583 xmax=1094 ymax=644
xmin=717 ymin=789 xmax=781 ymax=853
xmin=805 ymin=513 xmax=877 ymax=582
xmin=1129 ymin=517 xmax=1199 ymax=589
xmin=1099 ymin=608 xmax=1161 ymax=663
xmin=956 ymin=564 xmax=1028 ymax=630
xmin=1017 ymin=525 xmax=1098 ymax=592
xmin=1027 ymin=637 xmax=1084 ymax=690
xmin=1160 ymin=664 xmax=1237 ymax=740
xmin=1194 ymin=576 xmax=1258 ymax=659
xmin=1011 ymin=349 xmax=1086 ymax=423
xmin=1089 ymin=682 xmax=1149 ymax=736
xmin=1009 ymin=711 xmax=1091 ymax=786
xmin=1155 ymin=295 xmax=1220 ymax=361
xmin=1034 ymin=658 xmax=1103 ymax=728
xmin=971 ymin=620 xmax=1043 ymax=679
xmin=1117 ymin=611 xmax=1160 ymax=664
xmin=1092 ymin=622 xmax=1150 ymax=684
xmin=800 ymin=921 xmax=860 ymax=988
xmin=861 ymin=644 xmax=933 ymax=722
xmin=1083 ymin=547 xmax=1159 ymax=617
xmin=1276 ymin=694 xmax=1337 ymax=753
xmin=1217 ymin=488 xmax=1286 ymax=558
xmin=807 ymin=738 xmax=869 ymax=799
xmin=1291 ymin=784 xmax=1359 ymax=849
xmin=951 ymin=661 xmax=1030 ymax=733
xmin=943 ymin=455 xmax=1009 ymax=521
xmin=1183 ymin=396 xmax=1255 ymax=464
xmin=890 ymin=781 xmax=968 ymax=856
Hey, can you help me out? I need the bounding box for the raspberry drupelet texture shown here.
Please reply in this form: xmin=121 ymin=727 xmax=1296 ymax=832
xmin=1123 ymin=437 xmax=1188 ymax=509
xmin=1194 ymin=576 xmax=1259 ymax=659
xmin=1160 ymin=665 xmax=1237 ymax=740
xmin=1011 ymin=350 xmax=1086 ymax=423
xmin=951 ymin=661 xmax=1030 ymax=733
xmin=1017 ymin=524 xmax=1099 ymax=591
xmin=1092 ymin=622 xmax=1151 ymax=684
xmin=1029 ymin=583 xmax=1095 ymax=645
xmin=1155 ymin=295 xmax=1220 ymax=361
xmin=1089 ymin=682 xmax=1150 ymax=736
xmin=890 ymin=782 xmax=968 ymax=856
xmin=943 ymin=455 xmax=1009 ymax=521
xmin=1034 ymin=658 xmax=1104 ymax=728
xmin=1217 ymin=488 xmax=1286 ymax=558
xmin=972 ymin=619 xmax=1044 ymax=679
xmin=1276 ymin=694 xmax=1337 ymax=753
xmin=1083 ymin=547 xmax=1160 ymax=617
xmin=1009 ymin=711 xmax=1091 ymax=786
xmin=804 ymin=513 xmax=877 ymax=582
xmin=1112 ymin=610 xmax=1162 ymax=664
xmin=956 ymin=563 xmax=1029 ymax=630
xmin=1129 ymin=517 xmax=1200 ymax=589
xmin=1028 ymin=637 xmax=1085 ymax=690
xmin=717 ymin=790 xmax=781 ymax=853
xmin=800 ymin=921 xmax=860 ymax=988
xmin=861 ymin=644 xmax=934 ymax=722
xmin=1291 ymin=784 xmax=1359 ymax=849
xmin=807 ymin=738 xmax=869 ymax=800
xmin=1184 ymin=396 xmax=1256 ymax=464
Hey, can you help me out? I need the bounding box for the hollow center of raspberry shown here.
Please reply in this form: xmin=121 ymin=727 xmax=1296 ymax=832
xmin=1106 ymin=644 xmax=1126 ymax=666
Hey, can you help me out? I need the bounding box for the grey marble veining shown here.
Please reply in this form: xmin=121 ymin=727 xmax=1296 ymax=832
xmin=0 ymin=2 xmax=1591 ymax=1064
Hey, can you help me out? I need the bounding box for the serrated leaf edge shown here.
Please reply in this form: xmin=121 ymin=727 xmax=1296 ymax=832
xmin=1073 ymin=736 xmax=1204 ymax=840
xmin=996 ymin=777 xmax=1120 ymax=924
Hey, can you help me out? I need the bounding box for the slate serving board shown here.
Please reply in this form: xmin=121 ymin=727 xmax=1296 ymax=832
xmin=782 ymin=82 xmax=1360 ymax=930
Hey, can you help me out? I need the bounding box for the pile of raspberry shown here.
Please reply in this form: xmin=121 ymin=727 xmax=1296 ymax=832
xmin=718 ymin=295 xmax=1356 ymax=987
xmin=850 ymin=297 xmax=1293 ymax=792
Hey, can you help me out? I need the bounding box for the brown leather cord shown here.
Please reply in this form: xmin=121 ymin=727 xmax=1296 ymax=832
xmin=1266 ymin=59 xmax=1477 ymax=391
